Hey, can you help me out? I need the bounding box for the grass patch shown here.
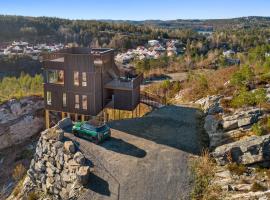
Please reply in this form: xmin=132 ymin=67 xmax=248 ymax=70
xmin=12 ymin=163 xmax=27 ymax=181
xmin=27 ymin=191 xmax=39 ymax=200
xmin=190 ymin=150 xmax=222 ymax=200
xmin=227 ymin=163 xmax=247 ymax=176
xmin=251 ymin=182 xmax=267 ymax=192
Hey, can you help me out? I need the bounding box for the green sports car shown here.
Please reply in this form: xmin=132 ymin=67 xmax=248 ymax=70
xmin=72 ymin=121 xmax=111 ymax=144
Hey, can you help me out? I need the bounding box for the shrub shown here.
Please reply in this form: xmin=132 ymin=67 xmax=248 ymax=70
xmin=230 ymin=88 xmax=256 ymax=108
xmin=230 ymin=65 xmax=254 ymax=88
xmin=190 ymin=150 xmax=220 ymax=200
xmin=252 ymin=123 xmax=265 ymax=136
xmin=12 ymin=163 xmax=26 ymax=181
xmin=227 ymin=163 xmax=246 ymax=176
xmin=0 ymin=73 xmax=43 ymax=104
xmin=230 ymin=88 xmax=267 ymax=108
xmin=251 ymin=182 xmax=267 ymax=192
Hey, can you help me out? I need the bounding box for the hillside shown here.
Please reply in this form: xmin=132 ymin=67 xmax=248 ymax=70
xmin=1 ymin=15 xmax=270 ymax=50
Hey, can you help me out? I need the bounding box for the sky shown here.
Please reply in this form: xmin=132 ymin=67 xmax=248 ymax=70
xmin=0 ymin=0 xmax=269 ymax=20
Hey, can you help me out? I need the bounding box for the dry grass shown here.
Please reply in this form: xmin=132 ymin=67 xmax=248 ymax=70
xmin=181 ymin=67 xmax=237 ymax=101
xmin=27 ymin=191 xmax=39 ymax=200
xmin=227 ymin=163 xmax=247 ymax=176
xmin=10 ymin=175 xmax=26 ymax=198
xmin=106 ymin=103 xmax=151 ymax=121
xmin=251 ymin=182 xmax=267 ymax=192
xmin=190 ymin=149 xmax=222 ymax=200
xmin=12 ymin=163 xmax=26 ymax=181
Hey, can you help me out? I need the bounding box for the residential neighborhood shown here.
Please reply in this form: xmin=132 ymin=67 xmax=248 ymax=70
xmin=0 ymin=41 xmax=64 ymax=60
xmin=115 ymin=39 xmax=185 ymax=65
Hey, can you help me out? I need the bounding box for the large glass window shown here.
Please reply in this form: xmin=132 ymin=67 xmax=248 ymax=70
xmin=75 ymin=95 xmax=80 ymax=109
xmin=74 ymin=71 xmax=79 ymax=86
xmin=82 ymin=72 xmax=87 ymax=87
xmin=47 ymin=70 xmax=64 ymax=84
xmin=82 ymin=95 xmax=87 ymax=110
xmin=63 ymin=93 xmax=67 ymax=107
xmin=47 ymin=91 xmax=52 ymax=105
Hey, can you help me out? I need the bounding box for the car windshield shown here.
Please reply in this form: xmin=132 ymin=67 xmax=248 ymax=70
xmin=96 ymin=125 xmax=107 ymax=132
xmin=82 ymin=122 xmax=107 ymax=132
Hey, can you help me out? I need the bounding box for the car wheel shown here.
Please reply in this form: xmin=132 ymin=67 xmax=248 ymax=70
xmin=72 ymin=130 xmax=77 ymax=136
xmin=93 ymin=137 xmax=99 ymax=144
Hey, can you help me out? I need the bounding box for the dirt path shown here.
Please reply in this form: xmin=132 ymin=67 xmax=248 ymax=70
xmin=65 ymin=105 xmax=207 ymax=200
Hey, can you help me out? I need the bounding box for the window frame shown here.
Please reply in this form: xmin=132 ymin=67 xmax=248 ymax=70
xmin=82 ymin=72 xmax=87 ymax=87
xmin=82 ymin=95 xmax=88 ymax=110
xmin=47 ymin=91 xmax=52 ymax=105
xmin=73 ymin=71 xmax=79 ymax=86
xmin=46 ymin=69 xmax=64 ymax=85
xmin=75 ymin=94 xmax=80 ymax=109
xmin=63 ymin=93 xmax=67 ymax=107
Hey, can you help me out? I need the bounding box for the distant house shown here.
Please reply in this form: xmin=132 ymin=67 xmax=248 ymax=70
xmin=148 ymin=40 xmax=159 ymax=46
xmin=223 ymin=50 xmax=235 ymax=57
xmin=265 ymin=52 xmax=270 ymax=57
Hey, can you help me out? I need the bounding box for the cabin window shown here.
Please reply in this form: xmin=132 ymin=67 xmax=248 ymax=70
xmin=47 ymin=70 xmax=64 ymax=84
xmin=82 ymin=95 xmax=87 ymax=110
xmin=75 ymin=95 xmax=80 ymax=109
xmin=74 ymin=71 xmax=79 ymax=86
xmin=82 ymin=72 xmax=87 ymax=87
xmin=63 ymin=93 xmax=67 ymax=107
xmin=47 ymin=91 xmax=52 ymax=105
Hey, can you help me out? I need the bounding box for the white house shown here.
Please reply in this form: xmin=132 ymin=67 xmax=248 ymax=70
xmin=223 ymin=50 xmax=235 ymax=57
xmin=148 ymin=40 xmax=159 ymax=46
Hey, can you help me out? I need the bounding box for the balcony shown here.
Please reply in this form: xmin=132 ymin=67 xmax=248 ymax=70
xmin=105 ymin=73 xmax=143 ymax=90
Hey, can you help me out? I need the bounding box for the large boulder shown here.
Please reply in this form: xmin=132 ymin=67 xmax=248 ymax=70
xmin=195 ymin=95 xmax=223 ymax=114
xmin=212 ymin=134 xmax=270 ymax=165
xmin=57 ymin=118 xmax=73 ymax=130
xmin=64 ymin=141 xmax=76 ymax=154
xmin=73 ymin=152 xmax=85 ymax=165
xmin=76 ymin=166 xmax=90 ymax=185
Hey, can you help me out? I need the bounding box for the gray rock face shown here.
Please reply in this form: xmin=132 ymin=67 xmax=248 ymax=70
xmin=212 ymin=134 xmax=270 ymax=165
xmin=222 ymin=108 xmax=262 ymax=131
xmin=195 ymin=95 xmax=223 ymax=114
xmin=198 ymin=93 xmax=265 ymax=149
xmin=0 ymin=96 xmax=44 ymax=150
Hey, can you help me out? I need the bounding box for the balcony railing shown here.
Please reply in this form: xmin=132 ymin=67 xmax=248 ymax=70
xmin=105 ymin=73 xmax=143 ymax=90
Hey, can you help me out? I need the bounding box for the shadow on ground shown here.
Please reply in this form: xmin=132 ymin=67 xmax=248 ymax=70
xmin=85 ymin=173 xmax=111 ymax=196
xmin=64 ymin=130 xmax=147 ymax=158
xmin=100 ymin=137 xmax=146 ymax=158
xmin=108 ymin=105 xmax=206 ymax=155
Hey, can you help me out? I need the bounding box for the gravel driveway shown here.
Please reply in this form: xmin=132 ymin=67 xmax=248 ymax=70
xmin=65 ymin=105 xmax=207 ymax=200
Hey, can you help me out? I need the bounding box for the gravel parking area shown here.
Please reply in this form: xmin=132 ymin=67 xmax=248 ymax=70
xmin=65 ymin=105 xmax=207 ymax=200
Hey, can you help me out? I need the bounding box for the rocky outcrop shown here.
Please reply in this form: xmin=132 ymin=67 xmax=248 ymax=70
xmin=0 ymin=96 xmax=44 ymax=150
xmin=9 ymin=120 xmax=92 ymax=200
xmin=213 ymin=166 xmax=270 ymax=200
xmin=195 ymin=95 xmax=223 ymax=115
xmin=222 ymin=108 xmax=262 ymax=131
xmin=212 ymin=134 xmax=270 ymax=166
xmin=197 ymin=93 xmax=265 ymax=149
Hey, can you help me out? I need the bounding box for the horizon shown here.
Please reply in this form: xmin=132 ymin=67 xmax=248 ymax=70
xmin=1 ymin=0 xmax=270 ymax=21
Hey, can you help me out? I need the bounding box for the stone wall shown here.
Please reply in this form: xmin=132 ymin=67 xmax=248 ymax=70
xmin=8 ymin=120 xmax=91 ymax=200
